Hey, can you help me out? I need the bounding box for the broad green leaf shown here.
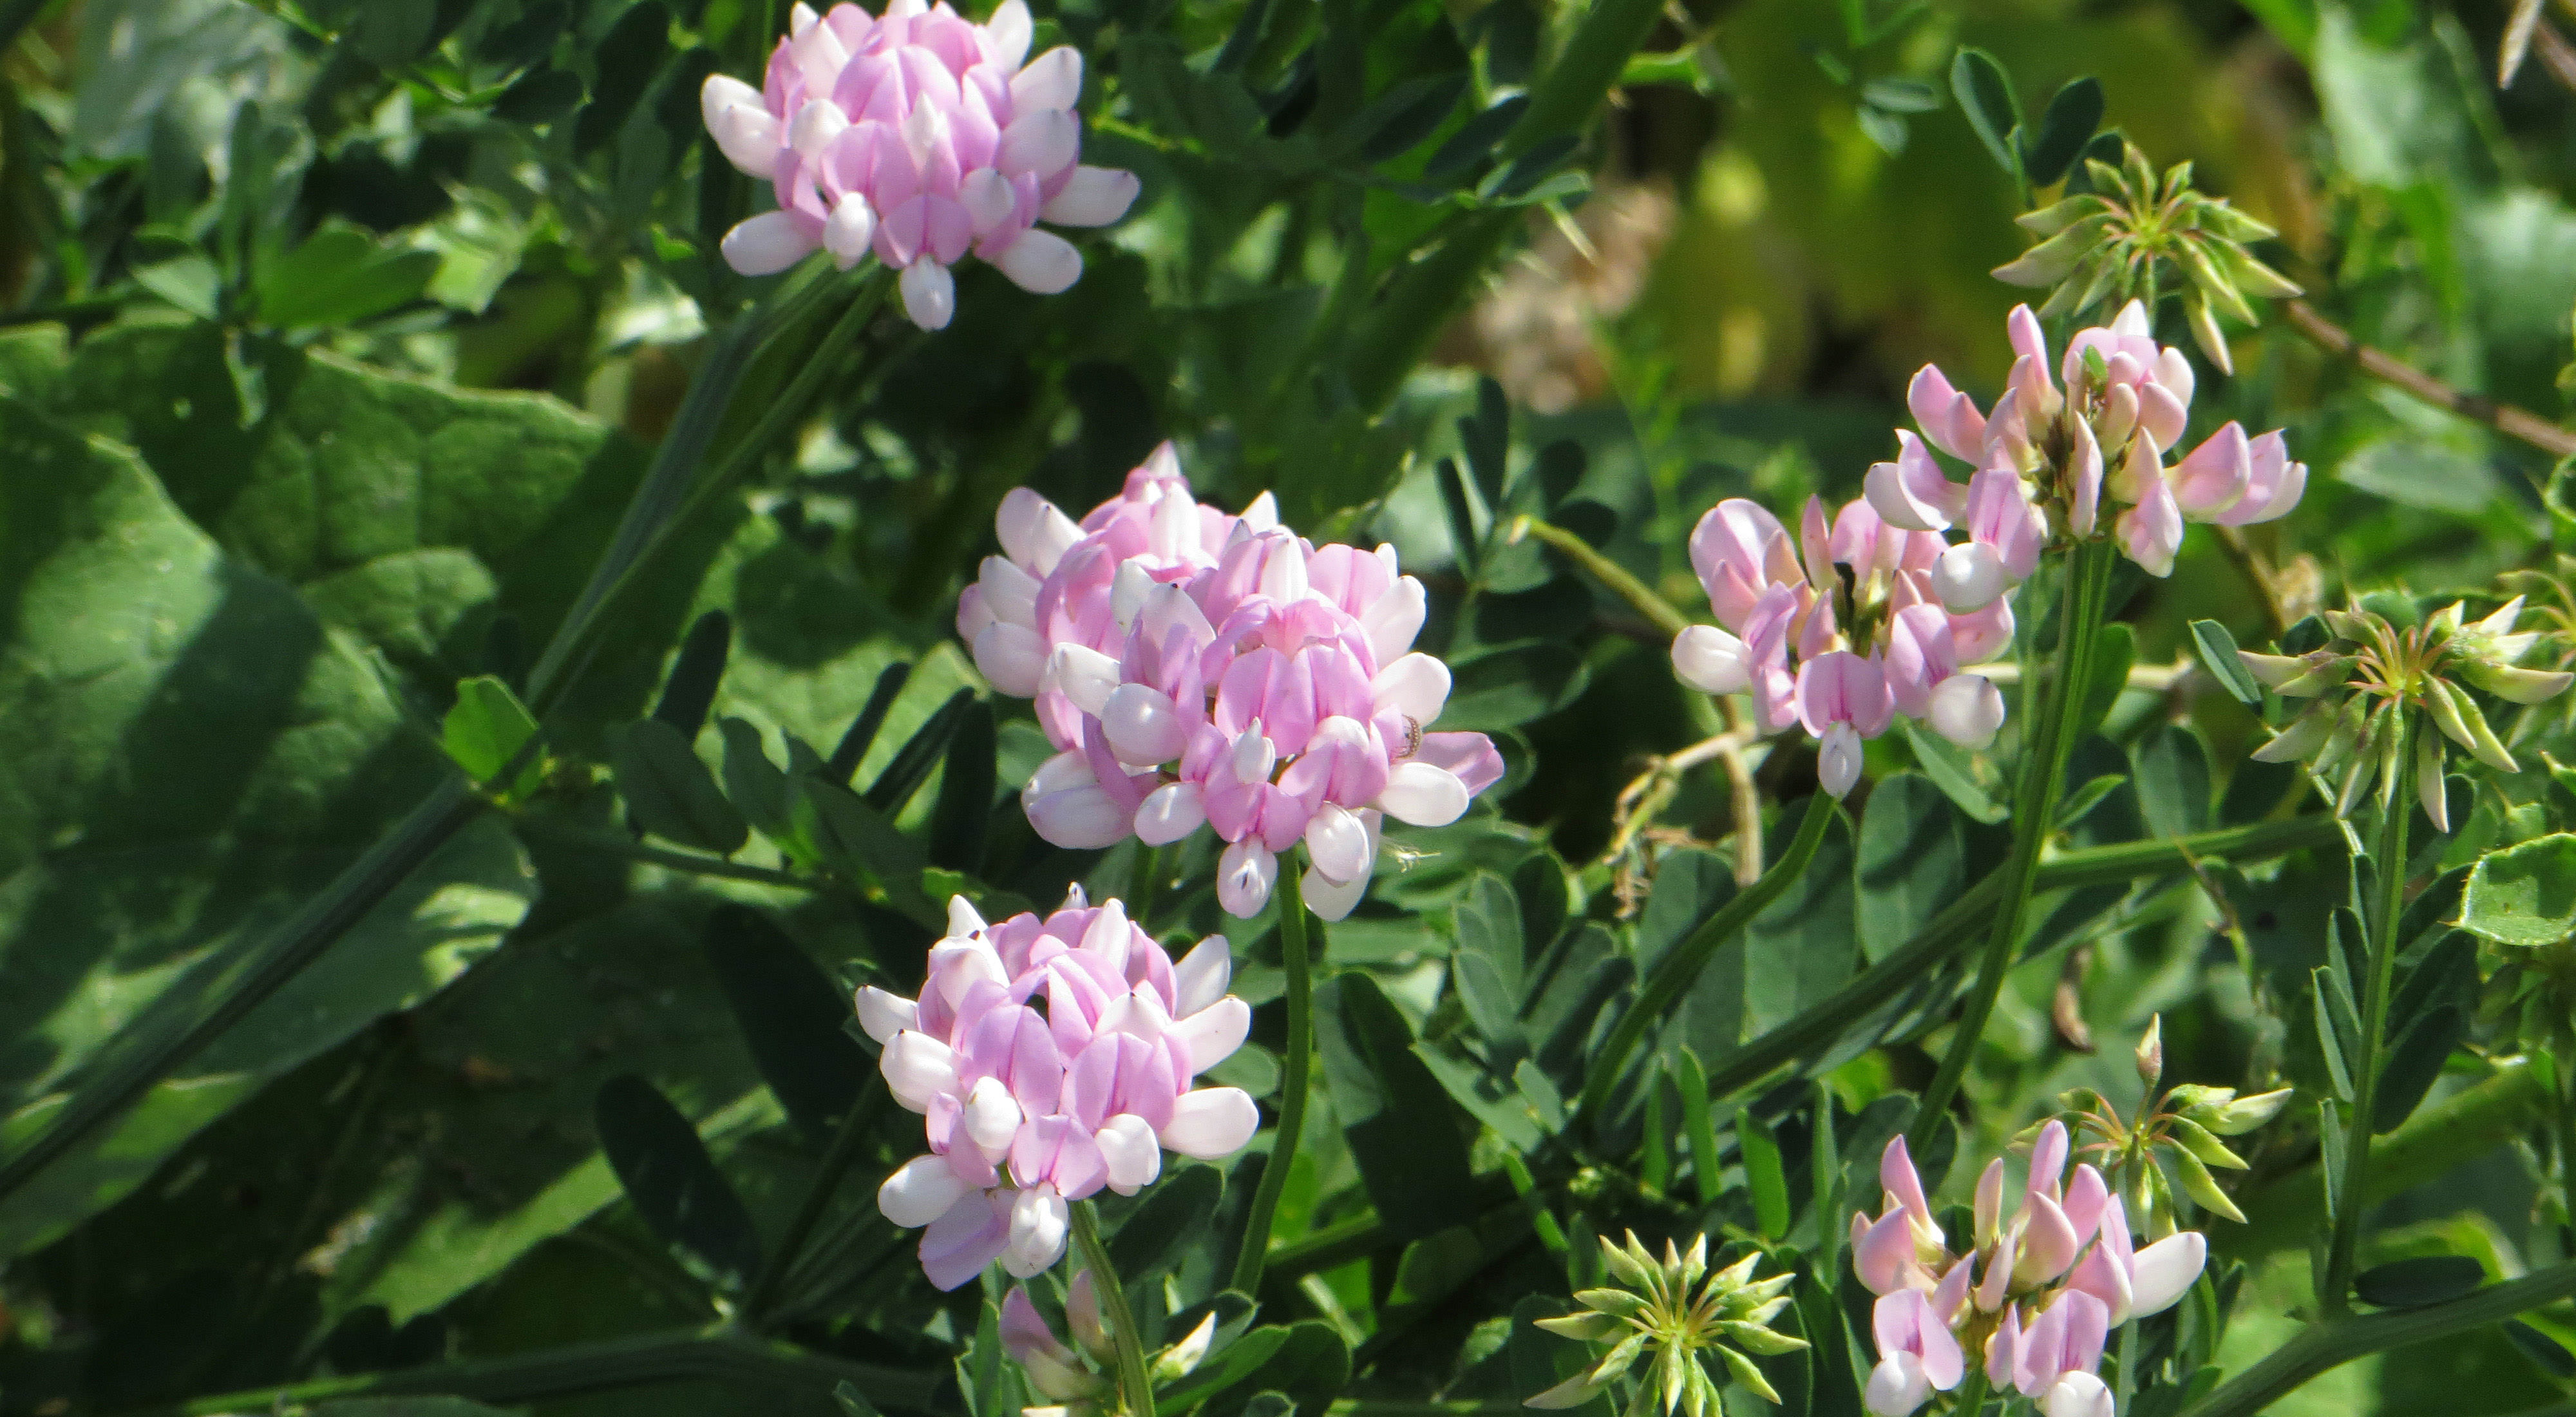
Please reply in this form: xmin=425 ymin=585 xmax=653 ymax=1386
xmin=252 ymin=225 xmax=439 ymax=328
xmin=1855 ymin=774 xmax=1965 ymax=964
xmin=2461 ymin=833 xmax=2576 ymax=946
xmin=1737 ymin=1107 xmax=1790 ymax=1239
xmin=1106 ymin=1163 xmax=1223 ymax=1289
xmin=0 ymin=401 xmax=534 ymax=1258
xmin=1901 ymin=721 xmax=2009 ymax=824
xmin=595 ymin=1073 xmax=764 ymax=1289
xmin=650 ymin=611 xmax=732 ymax=739
xmin=1743 ymin=806 xmax=1857 ymax=1036
xmin=2074 ymin=622 xmax=2135 ymax=742
xmin=1315 ymin=972 xmax=1476 ymax=1242
xmin=925 ymin=697 xmax=996 ymax=872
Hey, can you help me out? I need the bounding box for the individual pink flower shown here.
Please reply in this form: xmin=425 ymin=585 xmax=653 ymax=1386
xmin=1672 ymin=493 xmax=2012 ymax=797
xmin=702 ymin=0 xmax=1142 ymax=328
xmin=1864 ymin=1280 xmax=1967 ymax=1416
xmin=1869 ymin=300 xmax=2304 ymax=580
xmin=858 ymin=891 xmax=1257 ymax=1288
xmin=971 ymin=450 xmax=1499 ymax=922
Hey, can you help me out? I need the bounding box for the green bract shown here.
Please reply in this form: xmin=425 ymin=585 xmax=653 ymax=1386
xmin=1526 ymin=1235 xmax=1804 ymax=1417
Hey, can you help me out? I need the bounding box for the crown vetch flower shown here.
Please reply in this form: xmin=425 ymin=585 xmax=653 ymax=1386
xmin=1671 ymin=492 xmax=2018 ymax=797
xmin=1869 ymin=301 xmax=2306 ymax=582
xmin=859 ymin=891 xmax=1258 ymax=1288
xmin=701 ymin=0 xmax=1142 ymax=328
xmin=1852 ymin=1123 xmax=2209 ymax=1416
xmin=965 ymin=448 xmax=1502 ymax=920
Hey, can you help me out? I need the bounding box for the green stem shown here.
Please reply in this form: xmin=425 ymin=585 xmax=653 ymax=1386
xmin=1071 ymin=1201 xmax=1158 ymax=1417
xmin=144 ymin=1322 xmax=940 ymax=1417
xmin=1579 ymin=795 xmax=1839 ymax=1130
xmin=515 ymin=817 xmax=831 ymax=892
xmin=1132 ymin=842 xmax=1166 ymax=933
xmin=1230 ymin=876 xmax=1318 ymax=1291
xmin=1949 ymin=1364 xmax=1990 ymax=1416
xmin=744 ymin=1086 xmax=884 ymax=1324
xmin=1911 ymin=538 xmax=2117 ymax=1145
xmin=2229 ymin=1057 xmax=2550 ymax=1257
xmin=2177 ymin=1260 xmax=2576 ymax=1417
xmin=1511 ymin=515 xmax=1690 ymax=636
xmin=2322 ymin=712 xmax=2418 ymax=1314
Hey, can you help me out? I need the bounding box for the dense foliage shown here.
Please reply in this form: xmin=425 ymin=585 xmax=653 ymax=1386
xmin=11 ymin=1 xmax=2576 ymax=1416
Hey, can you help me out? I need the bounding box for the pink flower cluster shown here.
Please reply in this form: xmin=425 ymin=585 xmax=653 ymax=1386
xmin=700 ymin=0 xmax=1141 ymax=330
xmin=1870 ymin=300 xmax=2305 ymax=579
xmin=1672 ymin=493 xmax=2017 ymax=798
xmin=957 ymin=446 xmax=1505 ymax=920
xmin=858 ymin=892 xmax=1258 ymax=1289
xmin=1853 ymin=1128 xmax=2207 ymax=1417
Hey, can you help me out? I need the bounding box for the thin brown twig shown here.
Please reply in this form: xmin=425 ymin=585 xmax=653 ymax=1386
xmin=2283 ymin=298 xmax=2576 ymax=459
xmin=2534 ymin=15 xmax=2576 ymax=90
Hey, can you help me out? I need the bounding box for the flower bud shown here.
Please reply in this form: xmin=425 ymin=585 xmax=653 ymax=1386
xmin=2134 ymin=1014 xmax=2163 ymax=1089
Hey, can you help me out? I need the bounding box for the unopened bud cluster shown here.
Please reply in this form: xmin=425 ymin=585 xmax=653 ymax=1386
xmin=1525 ymin=1233 xmax=1806 ymax=1417
xmin=1993 ymin=142 xmax=2301 ymax=374
xmin=2242 ymin=595 xmax=2573 ymax=828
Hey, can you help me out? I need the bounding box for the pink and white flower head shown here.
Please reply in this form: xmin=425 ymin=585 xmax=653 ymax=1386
xmin=858 ymin=891 xmax=1259 ymax=1288
xmin=1672 ymin=493 xmax=2014 ymax=796
xmin=1855 ymin=1127 xmax=2206 ymax=1416
xmin=1871 ymin=300 xmax=2305 ymax=580
xmin=702 ymin=0 xmax=1142 ymax=329
xmin=968 ymin=452 xmax=1499 ymax=921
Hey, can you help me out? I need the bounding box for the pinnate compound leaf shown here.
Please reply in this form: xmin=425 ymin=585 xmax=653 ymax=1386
xmin=614 ymin=718 xmax=749 ymax=855
xmin=0 ymin=399 xmax=534 ymax=1258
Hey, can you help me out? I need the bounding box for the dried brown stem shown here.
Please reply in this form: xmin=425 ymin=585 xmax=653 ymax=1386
xmin=2284 ymin=299 xmax=2576 ymax=459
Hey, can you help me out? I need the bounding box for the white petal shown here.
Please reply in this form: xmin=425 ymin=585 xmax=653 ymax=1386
xmin=1103 ymin=684 xmax=1188 ymax=766
xmin=965 ymin=1076 xmax=1024 ymax=1153
xmin=995 ymin=229 xmax=1083 ymax=294
xmin=1045 ymin=643 xmax=1121 ymax=716
xmin=1671 ymin=625 xmax=1750 ymax=695
xmin=1011 ymin=46 xmax=1083 ymax=113
xmin=1004 ymin=1185 xmax=1070 ymax=1277
xmin=1230 ymin=728 xmax=1276 ymax=786
xmin=973 ymin=622 xmax=1047 ymax=697
xmin=881 ymin=1032 xmax=958 ymax=1111
xmin=1931 ymin=542 xmax=2008 ymax=612
xmin=1041 ymin=166 xmax=1141 ymax=227
xmin=1370 ymin=653 xmax=1451 ymax=726
xmin=824 ymin=195 xmax=878 ymax=270
xmin=2045 ymin=1373 xmax=2114 ymax=1417
xmin=703 ymin=73 xmax=762 ymax=129
xmin=1818 ymin=720 xmax=1864 ymax=799
xmin=1359 ymin=576 xmax=1428 ymax=665
xmin=1927 ymin=674 xmax=2005 ymax=750
xmin=1097 ymin=1115 xmax=1161 ymax=1194
xmin=1171 ymin=935 xmax=1233 ymax=1016
xmin=2128 ymin=1232 xmax=2205 ymax=1317
xmin=855 ymin=985 xmax=918 ymax=1044
xmin=1135 ymin=781 xmax=1206 ymax=846
xmin=900 ymin=260 xmax=957 ymax=330
xmin=877 ymin=1154 xmax=969 ymax=1228
xmin=720 ymin=211 xmax=814 ymax=276
xmin=1026 ymin=783 xmax=1132 ymax=849
xmin=961 ymin=167 xmax=1017 ymax=234
xmin=1216 ymin=839 xmax=1277 ymax=918
xmin=984 ymin=0 xmax=1034 ymax=70
xmin=998 ymin=108 xmax=1079 ymax=178
xmin=1300 ymin=864 xmax=1368 ymax=921
xmin=790 ymin=98 xmax=849 ymax=160
xmin=1377 ymin=762 xmax=1469 ymax=826
xmin=1303 ymin=803 xmax=1372 ymax=882
xmin=1864 ymin=1353 xmax=1930 ymax=1417
xmin=1159 ymin=1087 xmax=1260 ymax=1159
xmin=1170 ymin=996 xmax=1249 ymax=1074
